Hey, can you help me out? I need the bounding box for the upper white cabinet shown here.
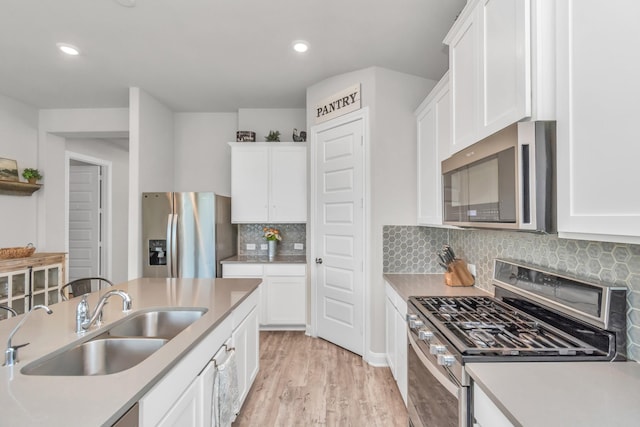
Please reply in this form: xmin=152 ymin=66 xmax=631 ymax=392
xmin=556 ymin=1 xmax=640 ymax=243
xmin=230 ymin=142 xmax=307 ymax=223
xmin=416 ymin=72 xmax=451 ymax=226
xmin=447 ymin=4 xmax=481 ymax=153
xmin=445 ymin=0 xmax=554 ymax=155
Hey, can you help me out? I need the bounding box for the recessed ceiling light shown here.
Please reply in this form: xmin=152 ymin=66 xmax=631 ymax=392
xmin=57 ymin=43 xmax=80 ymax=56
xmin=292 ymin=40 xmax=309 ymax=53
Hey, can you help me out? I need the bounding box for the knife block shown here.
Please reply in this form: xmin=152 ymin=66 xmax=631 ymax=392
xmin=444 ymin=259 xmax=475 ymax=287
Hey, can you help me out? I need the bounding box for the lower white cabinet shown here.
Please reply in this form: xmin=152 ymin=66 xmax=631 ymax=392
xmin=156 ymin=374 xmax=203 ymax=426
xmin=473 ymin=382 xmax=514 ymax=427
xmin=233 ymin=305 xmax=259 ymax=405
xmin=139 ymin=289 xmax=259 ymax=426
xmin=223 ymin=263 xmax=306 ymax=329
xmin=384 ymin=281 xmax=407 ymax=406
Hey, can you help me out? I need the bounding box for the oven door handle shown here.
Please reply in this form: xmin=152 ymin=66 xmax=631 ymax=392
xmin=407 ymin=331 xmax=461 ymax=397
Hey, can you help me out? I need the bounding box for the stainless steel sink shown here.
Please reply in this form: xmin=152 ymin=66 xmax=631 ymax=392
xmin=21 ymin=308 xmax=207 ymax=376
xmin=105 ymin=308 xmax=207 ymax=339
xmin=21 ymin=338 xmax=168 ymax=376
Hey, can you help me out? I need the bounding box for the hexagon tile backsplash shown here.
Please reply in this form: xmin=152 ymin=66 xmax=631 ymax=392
xmin=382 ymin=225 xmax=640 ymax=361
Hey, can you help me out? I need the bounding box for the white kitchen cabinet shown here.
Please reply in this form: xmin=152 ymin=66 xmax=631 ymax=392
xmin=447 ymin=3 xmax=480 ymax=153
xmin=0 ymin=253 xmax=65 ymax=319
xmin=156 ymin=374 xmax=202 ymax=427
xmin=222 ymin=263 xmax=306 ymax=329
xmin=384 ymin=281 xmax=407 ymax=406
xmin=445 ymin=0 xmax=554 ymax=155
xmin=416 ymin=72 xmax=450 ymax=226
xmin=480 ymin=0 xmax=531 ymax=138
xmin=229 ymin=142 xmax=307 ymax=223
xmin=385 ymin=296 xmax=396 ymax=376
xmin=555 ymin=1 xmax=640 ymax=243
xmin=140 ymin=289 xmax=259 ymax=426
xmin=473 ymin=382 xmax=515 ymax=427
xmin=232 ymin=305 xmax=259 ymax=406
xmin=230 ymin=144 xmax=269 ymax=222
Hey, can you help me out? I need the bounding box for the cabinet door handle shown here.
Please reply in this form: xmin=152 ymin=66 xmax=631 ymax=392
xmin=315 ymin=258 xmax=323 ymax=264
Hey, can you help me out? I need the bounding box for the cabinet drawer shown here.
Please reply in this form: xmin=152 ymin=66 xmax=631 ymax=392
xmin=222 ymin=264 xmax=264 ymax=277
xmin=265 ymin=264 xmax=306 ymax=276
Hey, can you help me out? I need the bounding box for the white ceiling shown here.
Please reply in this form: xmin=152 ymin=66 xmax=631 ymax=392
xmin=1 ymin=0 xmax=465 ymax=112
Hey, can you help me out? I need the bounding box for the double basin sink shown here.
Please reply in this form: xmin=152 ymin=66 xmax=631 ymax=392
xmin=21 ymin=308 xmax=207 ymax=376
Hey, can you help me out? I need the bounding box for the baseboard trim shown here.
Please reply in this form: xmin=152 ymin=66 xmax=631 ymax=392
xmin=259 ymin=325 xmax=306 ymax=332
xmin=365 ymin=350 xmax=388 ymax=367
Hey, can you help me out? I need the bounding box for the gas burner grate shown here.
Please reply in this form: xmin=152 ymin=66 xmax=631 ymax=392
xmin=414 ymin=296 xmax=601 ymax=356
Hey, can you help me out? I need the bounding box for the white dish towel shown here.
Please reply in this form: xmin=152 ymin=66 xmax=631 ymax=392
xmin=212 ymin=347 xmax=240 ymax=427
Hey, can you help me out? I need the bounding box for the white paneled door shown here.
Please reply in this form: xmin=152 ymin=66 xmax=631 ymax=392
xmin=69 ymin=165 xmax=102 ymax=282
xmin=313 ymin=115 xmax=364 ymax=356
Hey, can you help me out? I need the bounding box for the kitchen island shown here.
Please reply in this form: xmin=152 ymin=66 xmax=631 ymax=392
xmin=0 ymin=277 xmax=261 ymax=426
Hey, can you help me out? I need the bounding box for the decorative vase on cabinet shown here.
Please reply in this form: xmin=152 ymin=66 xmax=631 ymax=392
xmin=267 ymin=240 xmax=277 ymax=260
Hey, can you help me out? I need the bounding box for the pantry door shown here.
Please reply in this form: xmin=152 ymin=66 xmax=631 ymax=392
xmin=68 ymin=164 xmax=102 ymax=281
xmin=311 ymin=110 xmax=366 ymax=356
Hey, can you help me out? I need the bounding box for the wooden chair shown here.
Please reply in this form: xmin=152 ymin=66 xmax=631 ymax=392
xmin=60 ymin=277 xmax=114 ymax=301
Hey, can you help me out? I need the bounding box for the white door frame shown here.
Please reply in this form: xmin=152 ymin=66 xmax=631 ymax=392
xmin=65 ymin=151 xmax=113 ymax=280
xmin=310 ymin=107 xmax=371 ymax=361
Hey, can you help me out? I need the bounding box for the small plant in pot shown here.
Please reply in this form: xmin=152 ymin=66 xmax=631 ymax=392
xmin=22 ymin=168 xmax=43 ymax=184
xmin=265 ymin=130 xmax=281 ymax=142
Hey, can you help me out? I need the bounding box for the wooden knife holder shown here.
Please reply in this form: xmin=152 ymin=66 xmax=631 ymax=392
xmin=444 ymin=259 xmax=475 ymax=287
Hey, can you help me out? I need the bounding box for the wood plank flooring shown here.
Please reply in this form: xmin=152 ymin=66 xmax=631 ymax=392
xmin=234 ymin=331 xmax=408 ymax=427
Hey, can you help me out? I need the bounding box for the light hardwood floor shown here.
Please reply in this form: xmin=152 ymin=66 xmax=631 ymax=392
xmin=234 ymin=331 xmax=408 ymax=427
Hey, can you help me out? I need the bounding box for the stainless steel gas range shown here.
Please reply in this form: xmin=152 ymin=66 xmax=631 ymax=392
xmin=406 ymin=259 xmax=627 ymax=427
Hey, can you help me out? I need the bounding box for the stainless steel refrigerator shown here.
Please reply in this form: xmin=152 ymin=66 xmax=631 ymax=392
xmin=142 ymin=193 xmax=237 ymax=278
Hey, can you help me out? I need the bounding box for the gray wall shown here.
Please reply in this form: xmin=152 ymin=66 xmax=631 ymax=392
xmin=382 ymin=225 xmax=640 ymax=361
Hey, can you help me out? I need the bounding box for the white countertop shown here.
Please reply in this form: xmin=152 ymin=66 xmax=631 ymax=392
xmin=467 ymin=361 xmax=640 ymax=427
xmin=0 ymin=277 xmax=261 ymax=426
xmin=383 ymin=273 xmax=491 ymax=301
xmin=221 ymin=254 xmax=307 ymax=264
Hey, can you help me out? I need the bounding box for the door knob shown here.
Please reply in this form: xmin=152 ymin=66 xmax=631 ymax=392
xmin=315 ymin=258 xmax=323 ymax=264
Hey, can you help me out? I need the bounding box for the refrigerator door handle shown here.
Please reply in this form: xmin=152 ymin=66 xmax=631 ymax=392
xmin=166 ymin=214 xmax=174 ymax=277
xmin=171 ymin=214 xmax=179 ymax=278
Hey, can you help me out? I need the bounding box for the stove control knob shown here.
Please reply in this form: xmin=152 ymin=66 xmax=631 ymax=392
xmin=437 ymin=354 xmax=456 ymax=367
xmin=429 ymin=344 xmax=446 ymax=355
xmin=409 ymin=319 xmax=424 ymax=329
xmin=418 ymin=329 xmax=434 ymax=341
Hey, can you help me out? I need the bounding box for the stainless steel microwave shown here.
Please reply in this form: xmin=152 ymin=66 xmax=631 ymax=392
xmin=442 ymin=121 xmax=556 ymax=232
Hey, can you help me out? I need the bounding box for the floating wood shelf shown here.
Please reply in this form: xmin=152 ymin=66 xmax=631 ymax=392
xmin=0 ymin=180 xmax=42 ymax=196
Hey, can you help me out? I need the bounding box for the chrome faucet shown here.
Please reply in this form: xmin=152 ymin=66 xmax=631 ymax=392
xmin=4 ymin=305 xmax=53 ymax=367
xmin=77 ymin=289 xmax=132 ymax=333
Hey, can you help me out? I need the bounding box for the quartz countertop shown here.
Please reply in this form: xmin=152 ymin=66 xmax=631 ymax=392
xmin=221 ymin=254 xmax=307 ymax=264
xmin=0 ymin=277 xmax=261 ymax=426
xmin=467 ymin=361 xmax=640 ymax=427
xmin=383 ymin=273 xmax=491 ymax=301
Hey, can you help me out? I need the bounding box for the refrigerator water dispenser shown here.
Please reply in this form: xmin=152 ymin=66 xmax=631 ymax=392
xmin=149 ymin=240 xmax=167 ymax=266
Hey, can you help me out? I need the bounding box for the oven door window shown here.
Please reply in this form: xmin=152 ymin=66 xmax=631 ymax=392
xmin=407 ymin=336 xmax=459 ymax=427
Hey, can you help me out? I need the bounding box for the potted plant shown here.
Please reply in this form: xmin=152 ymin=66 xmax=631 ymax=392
xmin=263 ymin=227 xmax=282 ymax=259
xmin=265 ymin=130 xmax=281 ymax=142
xmin=22 ymin=168 xmax=42 ymax=184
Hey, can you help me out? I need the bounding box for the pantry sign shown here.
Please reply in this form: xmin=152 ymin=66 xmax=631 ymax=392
xmin=314 ymin=84 xmax=361 ymax=124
